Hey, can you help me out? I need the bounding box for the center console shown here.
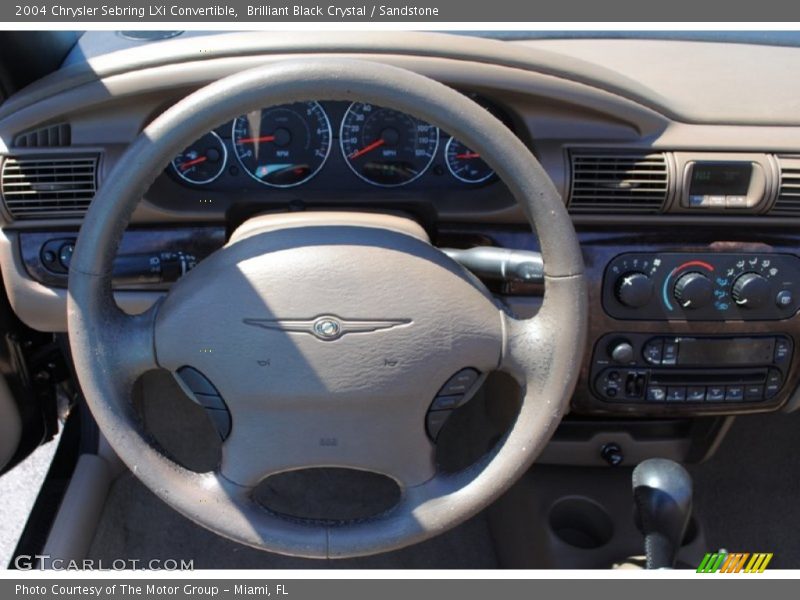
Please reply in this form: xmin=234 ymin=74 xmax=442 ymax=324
xmin=578 ymin=246 xmax=800 ymax=417
xmin=592 ymin=332 xmax=791 ymax=410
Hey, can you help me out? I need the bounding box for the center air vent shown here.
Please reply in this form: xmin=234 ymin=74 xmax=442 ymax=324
xmin=1 ymin=155 xmax=97 ymax=219
xmin=772 ymin=156 xmax=800 ymax=216
xmin=569 ymin=152 xmax=670 ymax=214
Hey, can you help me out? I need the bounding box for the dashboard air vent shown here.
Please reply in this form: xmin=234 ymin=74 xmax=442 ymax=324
xmin=569 ymin=152 xmax=669 ymax=214
xmin=773 ymin=156 xmax=800 ymax=216
xmin=13 ymin=123 xmax=71 ymax=148
xmin=1 ymin=155 xmax=98 ymax=219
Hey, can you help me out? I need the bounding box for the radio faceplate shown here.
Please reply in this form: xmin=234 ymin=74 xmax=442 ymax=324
xmin=603 ymin=252 xmax=800 ymax=321
xmin=591 ymin=333 xmax=792 ymax=409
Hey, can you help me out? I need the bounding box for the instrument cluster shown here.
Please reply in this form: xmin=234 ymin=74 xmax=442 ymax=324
xmin=168 ymin=99 xmax=509 ymax=190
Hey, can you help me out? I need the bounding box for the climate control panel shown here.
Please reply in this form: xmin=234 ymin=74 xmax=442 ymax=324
xmin=603 ymin=252 xmax=800 ymax=320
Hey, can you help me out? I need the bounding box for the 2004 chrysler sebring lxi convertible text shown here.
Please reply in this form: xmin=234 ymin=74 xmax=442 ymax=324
xmin=0 ymin=30 xmax=799 ymax=569
xmin=35 ymin=5 xmax=440 ymax=19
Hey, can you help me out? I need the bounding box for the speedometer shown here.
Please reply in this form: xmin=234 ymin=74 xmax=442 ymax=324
xmin=231 ymin=101 xmax=332 ymax=188
xmin=340 ymin=103 xmax=439 ymax=187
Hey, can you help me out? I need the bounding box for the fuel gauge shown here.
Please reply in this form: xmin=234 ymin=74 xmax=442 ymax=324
xmin=171 ymin=131 xmax=227 ymax=185
xmin=445 ymin=137 xmax=495 ymax=184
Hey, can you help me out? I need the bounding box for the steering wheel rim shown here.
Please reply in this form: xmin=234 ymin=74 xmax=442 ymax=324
xmin=67 ymin=59 xmax=587 ymax=558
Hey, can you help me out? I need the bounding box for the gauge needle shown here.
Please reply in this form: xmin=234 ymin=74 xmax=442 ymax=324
xmin=239 ymin=135 xmax=276 ymax=144
xmin=179 ymin=156 xmax=208 ymax=171
xmin=349 ymin=138 xmax=385 ymax=159
xmin=455 ymin=152 xmax=481 ymax=159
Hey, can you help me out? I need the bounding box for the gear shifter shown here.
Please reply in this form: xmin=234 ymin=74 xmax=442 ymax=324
xmin=632 ymin=458 xmax=693 ymax=569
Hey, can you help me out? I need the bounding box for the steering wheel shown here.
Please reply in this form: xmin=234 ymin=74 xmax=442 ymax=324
xmin=67 ymin=59 xmax=587 ymax=559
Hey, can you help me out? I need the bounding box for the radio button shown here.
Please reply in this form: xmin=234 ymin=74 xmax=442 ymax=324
xmin=706 ymin=386 xmax=726 ymax=402
xmin=611 ymin=341 xmax=635 ymax=364
xmin=646 ymin=386 xmax=666 ymax=402
xmin=666 ymin=387 xmax=686 ymax=402
xmin=774 ymin=339 xmax=791 ymax=364
xmin=687 ymin=387 xmax=706 ymax=402
xmin=725 ymin=386 xmax=745 ymax=402
xmin=662 ymin=342 xmax=679 ymax=365
xmin=643 ymin=340 xmax=664 ymax=365
xmin=745 ymin=385 xmax=765 ymax=401
xmin=765 ymin=370 xmax=782 ymax=399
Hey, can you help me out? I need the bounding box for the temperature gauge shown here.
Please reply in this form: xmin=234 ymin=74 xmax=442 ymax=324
xmin=171 ymin=131 xmax=227 ymax=185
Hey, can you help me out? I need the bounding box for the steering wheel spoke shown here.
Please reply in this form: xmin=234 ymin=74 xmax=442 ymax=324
xmin=67 ymin=278 xmax=159 ymax=385
xmin=500 ymin=274 xmax=589 ymax=413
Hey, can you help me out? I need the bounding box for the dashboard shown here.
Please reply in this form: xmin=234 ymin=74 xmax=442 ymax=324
xmin=4 ymin=31 xmax=800 ymax=435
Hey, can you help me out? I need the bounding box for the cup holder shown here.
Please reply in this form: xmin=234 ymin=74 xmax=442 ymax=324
xmin=548 ymin=496 xmax=614 ymax=550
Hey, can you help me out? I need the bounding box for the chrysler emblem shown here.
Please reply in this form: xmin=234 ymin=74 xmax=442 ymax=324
xmin=243 ymin=315 xmax=411 ymax=341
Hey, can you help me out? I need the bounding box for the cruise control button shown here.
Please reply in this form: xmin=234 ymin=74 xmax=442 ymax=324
xmin=745 ymin=385 xmax=765 ymax=401
xmin=666 ymin=387 xmax=686 ymax=402
xmin=686 ymin=387 xmax=706 ymax=402
xmin=439 ymin=369 xmax=480 ymax=396
xmin=725 ymin=386 xmax=744 ymax=402
xmin=431 ymin=395 xmax=464 ymax=411
xmin=193 ymin=393 xmax=226 ymax=411
xmin=706 ymin=386 xmax=725 ymax=402
xmin=206 ymin=408 xmax=231 ymax=440
xmin=426 ymin=411 xmax=451 ymax=441
xmin=646 ymin=386 xmax=666 ymax=402
xmin=177 ymin=366 xmax=219 ymax=396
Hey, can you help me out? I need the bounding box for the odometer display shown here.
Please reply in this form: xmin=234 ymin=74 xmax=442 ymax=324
xmin=232 ymin=102 xmax=331 ymax=188
xmin=340 ymin=103 xmax=439 ymax=187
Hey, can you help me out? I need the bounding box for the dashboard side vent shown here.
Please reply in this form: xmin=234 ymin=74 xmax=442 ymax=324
xmin=773 ymin=156 xmax=800 ymax=216
xmin=1 ymin=155 xmax=97 ymax=219
xmin=569 ymin=151 xmax=669 ymax=214
xmin=13 ymin=123 xmax=71 ymax=148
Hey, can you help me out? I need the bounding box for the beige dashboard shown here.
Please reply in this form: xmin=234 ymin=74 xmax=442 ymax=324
xmin=3 ymin=31 xmax=800 ymax=333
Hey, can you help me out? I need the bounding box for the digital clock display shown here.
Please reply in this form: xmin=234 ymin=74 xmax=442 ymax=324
xmin=689 ymin=162 xmax=752 ymax=196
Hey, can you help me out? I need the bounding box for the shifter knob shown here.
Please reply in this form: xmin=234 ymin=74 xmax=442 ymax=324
xmin=632 ymin=458 xmax=693 ymax=569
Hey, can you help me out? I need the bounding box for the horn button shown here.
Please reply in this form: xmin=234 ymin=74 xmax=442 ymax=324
xmin=154 ymin=223 xmax=504 ymax=423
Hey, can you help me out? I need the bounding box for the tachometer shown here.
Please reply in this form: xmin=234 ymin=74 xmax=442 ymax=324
xmin=340 ymin=103 xmax=439 ymax=187
xmin=445 ymin=137 xmax=495 ymax=184
xmin=171 ymin=131 xmax=227 ymax=185
xmin=232 ymin=102 xmax=332 ymax=188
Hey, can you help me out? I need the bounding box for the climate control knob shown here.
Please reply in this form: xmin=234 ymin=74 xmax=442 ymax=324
xmin=615 ymin=272 xmax=654 ymax=308
xmin=673 ymin=271 xmax=713 ymax=309
xmin=732 ymin=272 xmax=771 ymax=309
